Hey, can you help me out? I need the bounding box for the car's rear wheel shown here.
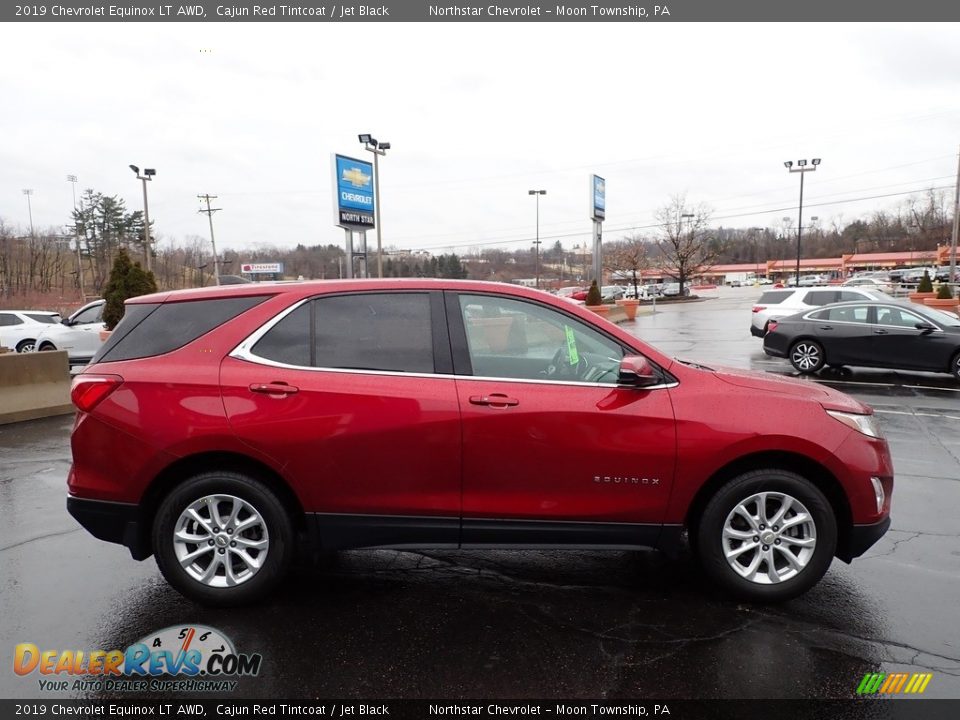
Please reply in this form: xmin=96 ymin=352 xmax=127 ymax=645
xmin=697 ymin=469 xmax=837 ymax=602
xmin=951 ymin=351 xmax=960 ymax=382
xmin=153 ymin=471 xmax=294 ymax=606
xmin=16 ymin=339 xmax=36 ymax=353
xmin=789 ymin=340 xmax=825 ymax=374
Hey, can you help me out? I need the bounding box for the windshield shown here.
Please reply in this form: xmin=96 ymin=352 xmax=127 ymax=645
xmin=909 ymin=303 xmax=960 ymax=327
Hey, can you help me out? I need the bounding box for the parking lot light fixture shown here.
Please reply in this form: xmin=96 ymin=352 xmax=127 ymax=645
xmin=785 ymin=158 xmax=820 ymax=287
xmin=129 ymin=164 xmax=156 ymax=272
xmin=360 ymin=134 xmax=390 ymax=278
xmin=529 ymin=190 xmax=547 ymax=288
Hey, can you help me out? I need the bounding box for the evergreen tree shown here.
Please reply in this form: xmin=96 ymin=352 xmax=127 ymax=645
xmin=102 ymin=248 xmax=158 ymax=330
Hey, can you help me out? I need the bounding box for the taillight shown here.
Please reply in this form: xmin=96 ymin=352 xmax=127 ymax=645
xmin=71 ymin=375 xmax=123 ymax=413
xmin=752 ymin=305 xmax=766 ymax=313
xmin=767 ymin=321 xmax=778 ymax=333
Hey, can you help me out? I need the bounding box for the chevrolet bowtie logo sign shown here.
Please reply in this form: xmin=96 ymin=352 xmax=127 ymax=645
xmin=342 ymin=167 xmax=371 ymax=188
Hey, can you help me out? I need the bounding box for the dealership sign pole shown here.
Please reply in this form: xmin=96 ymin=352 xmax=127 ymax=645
xmin=332 ymin=154 xmax=376 ymax=279
xmin=590 ymin=175 xmax=605 ymax=284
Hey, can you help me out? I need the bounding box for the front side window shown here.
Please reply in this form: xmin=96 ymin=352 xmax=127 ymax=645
xmin=458 ymin=294 xmax=625 ymax=383
xmin=72 ymin=304 xmax=103 ymax=324
xmin=875 ymin=306 xmax=925 ymax=328
xmin=805 ymin=291 xmax=838 ymax=306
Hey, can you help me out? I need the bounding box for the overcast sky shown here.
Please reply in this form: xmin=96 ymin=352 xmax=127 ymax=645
xmin=3 ymin=22 xmax=960 ymax=258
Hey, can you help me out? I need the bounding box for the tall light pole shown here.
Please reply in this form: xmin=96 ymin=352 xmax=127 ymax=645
xmin=784 ymin=158 xmax=820 ymax=287
xmin=949 ymin=144 xmax=959 ymax=288
xmin=22 ymin=189 xmax=34 ymax=236
xmin=67 ymin=175 xmax=85 ymax=300
xmin=129 ymin=165 xmax=156 ymax=272
xmin=359 ymin=134 xmax=390 ymax=278
xmin=528 ymin=189 xmax=547 ymax=288
xmin=678 ymin=211 xmax=694 ymax=293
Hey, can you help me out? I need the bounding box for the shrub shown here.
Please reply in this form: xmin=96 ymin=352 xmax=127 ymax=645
xmin=102 ymin=248 xmax=159 ymax=330
xmin=585 ymin=280 xmax=602 ymax=306
xmin=936 ymin=282 xmax=955 ymax=300
xmin=917 ymin=270 xmax=934 ymax=293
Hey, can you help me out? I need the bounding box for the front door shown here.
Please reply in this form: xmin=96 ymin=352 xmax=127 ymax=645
xmin=447 ymin=292 xmax=676 ymax=547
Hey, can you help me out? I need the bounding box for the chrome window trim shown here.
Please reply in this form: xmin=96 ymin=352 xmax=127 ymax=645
xmin=801 ymin=305 xmax=944 ymax=333
xmin=231 ymin=297 xmax=675 ymax=391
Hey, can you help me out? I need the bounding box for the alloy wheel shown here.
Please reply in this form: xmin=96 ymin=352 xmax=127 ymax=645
xmin=172 ymin=494 xmax=270 ymax=588
xmin=790 ymin=342 xmax=822 ymax=372
xmin=721 ymin=491 xmax=817 ymax=585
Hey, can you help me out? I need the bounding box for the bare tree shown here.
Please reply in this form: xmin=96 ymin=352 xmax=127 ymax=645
xmin=654 ymin=194 xmax=718 ymax=294
xmin=604 ymin=234 xmax=651 ymax=297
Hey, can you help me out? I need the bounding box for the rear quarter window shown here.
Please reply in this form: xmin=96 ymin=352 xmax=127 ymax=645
xmin=93 ymin=296 xmax=269 ymax=363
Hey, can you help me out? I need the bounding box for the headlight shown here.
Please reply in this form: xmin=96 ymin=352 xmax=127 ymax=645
xmin=826 ymin=410 xmax=882 ymax=439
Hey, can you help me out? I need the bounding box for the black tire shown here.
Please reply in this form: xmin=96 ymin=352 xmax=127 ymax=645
xmin=38 ymin=342 xmax=56 ymax=352
xmin=16 ymin=339 xmax=36 ymax=353
xmin=153 ymin=471 xmax=294 ymax=606
xmin=951 ymin=351 xmax=960 ymax=382
xmin=789 ymin=339 xmax=825 ymax=374
xmin=697 ymin=469 xmax=837 ymax=602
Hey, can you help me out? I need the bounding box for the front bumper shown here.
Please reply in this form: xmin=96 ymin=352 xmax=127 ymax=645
xmin=837 ymin=516 xmax=891 ymax=563
xmin=67 ymin=496 xmax=151 ymax=560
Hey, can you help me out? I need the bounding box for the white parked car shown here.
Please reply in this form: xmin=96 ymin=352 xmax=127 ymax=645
xmin=34 ymin=299 xmax=106 ymax=365
xmin=842 ymin=276 xmax=895 ymax=294
xmin=750 ymin=286 xmax=894 ymax=338
xmin=0 ymin=310 xmax=62 ymax=353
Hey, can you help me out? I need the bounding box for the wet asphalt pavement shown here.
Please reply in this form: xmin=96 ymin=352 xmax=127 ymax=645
xmin=1 ymin=287 xmax=958 ymax=701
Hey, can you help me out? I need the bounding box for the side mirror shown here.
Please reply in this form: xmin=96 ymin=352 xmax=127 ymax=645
xmin=914 ymin=322 xmax=936 ymax=334
xmin=618 ymin=355 xmax=659 ymax=387
xmin=62 ymin=318 xmax=73 ymax=326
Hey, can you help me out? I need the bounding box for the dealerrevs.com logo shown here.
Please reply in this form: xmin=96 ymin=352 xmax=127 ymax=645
xmin=13 ymin=625 xmax=261 ymax=693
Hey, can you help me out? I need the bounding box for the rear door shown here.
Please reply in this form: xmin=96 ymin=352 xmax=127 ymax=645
xmin=222 ymin=291 xmax=462 ymax=548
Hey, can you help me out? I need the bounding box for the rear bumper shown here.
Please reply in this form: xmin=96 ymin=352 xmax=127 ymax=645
xmin=67 ymin=496 xmax=151 ymax=560
xmin=750 ymin=325 xmax=765 ymax=338
xmin=837 ymin=516 xmax=891 ymax=562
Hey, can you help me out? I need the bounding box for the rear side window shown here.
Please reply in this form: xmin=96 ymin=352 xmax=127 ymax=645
xmin=805 ymin=291 xmax=839 ymax=306
xmin=758 ymin=291 xmax=790 ymax=304
xmin=251 ymin=293 xmax=434 ymax=374
xmin=0 ymin=313 xmax=23 ymax=326
xmin=94 ymin=296 xmax=268 ymax=363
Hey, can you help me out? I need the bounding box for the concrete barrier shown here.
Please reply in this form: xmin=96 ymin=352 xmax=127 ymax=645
xmin=0 ymin=350 xmax=74 ymax=425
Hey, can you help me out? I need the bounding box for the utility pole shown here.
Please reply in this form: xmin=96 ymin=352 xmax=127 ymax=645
xmin=22 ymin=190 xmax=34 ymax=236
xmin=198 ymin=194 xmax=222 ymax=286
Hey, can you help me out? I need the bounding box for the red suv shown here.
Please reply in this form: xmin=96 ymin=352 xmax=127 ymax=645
xmin=68 ymin=280 xmax=893 ymax=606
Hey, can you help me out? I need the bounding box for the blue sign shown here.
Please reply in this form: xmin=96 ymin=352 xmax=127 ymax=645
xmin=592 ymin=175 xmax=605 ymax=221
xmin=334 ymin=154 xmax=375 ymax=228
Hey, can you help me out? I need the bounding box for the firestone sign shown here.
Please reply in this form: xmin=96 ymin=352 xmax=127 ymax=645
xmin=333 ymin=154 xmax=375 ymax=229
xmin=240 ymin=263 xmax=283 ymax=275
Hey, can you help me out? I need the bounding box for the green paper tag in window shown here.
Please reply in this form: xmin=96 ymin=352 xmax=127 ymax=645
xmin=564 ymin=326 xmax=579 ymax=365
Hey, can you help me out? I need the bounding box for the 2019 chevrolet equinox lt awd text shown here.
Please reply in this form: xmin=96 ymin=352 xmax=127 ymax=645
xmin=68 ymin=280 xmax=893 ymax=606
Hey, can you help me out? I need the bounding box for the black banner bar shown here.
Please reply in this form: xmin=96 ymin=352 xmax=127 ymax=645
xmin=5 ymin=0 xmax=960 ymax=23
xmin=1 ymin=700 xmax=958 ymax=720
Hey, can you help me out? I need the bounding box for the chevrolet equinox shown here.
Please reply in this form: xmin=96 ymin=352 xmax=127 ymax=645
xmin=67 ymin=280 xmax=893 ymax=606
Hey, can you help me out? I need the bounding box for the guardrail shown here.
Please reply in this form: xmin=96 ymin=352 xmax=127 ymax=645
xmin=0 ymin=350 xmax=74 ymax=425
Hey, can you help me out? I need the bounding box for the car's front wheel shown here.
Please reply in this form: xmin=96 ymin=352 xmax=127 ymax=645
xmin=789 ymin=340 xmax=825 ymax=374
xmin=153 ymin=471 xmax=294 ymax=606
xmin=697 ymin=469 xmax=837 ymax=602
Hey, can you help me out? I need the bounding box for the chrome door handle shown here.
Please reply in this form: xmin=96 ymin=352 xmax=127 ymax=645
xmin=249 ymin=382 xmax=299 ymax=395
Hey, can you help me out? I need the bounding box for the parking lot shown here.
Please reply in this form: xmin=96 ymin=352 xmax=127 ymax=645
xmin=2 ymin=286 xmax=959 ymax=700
